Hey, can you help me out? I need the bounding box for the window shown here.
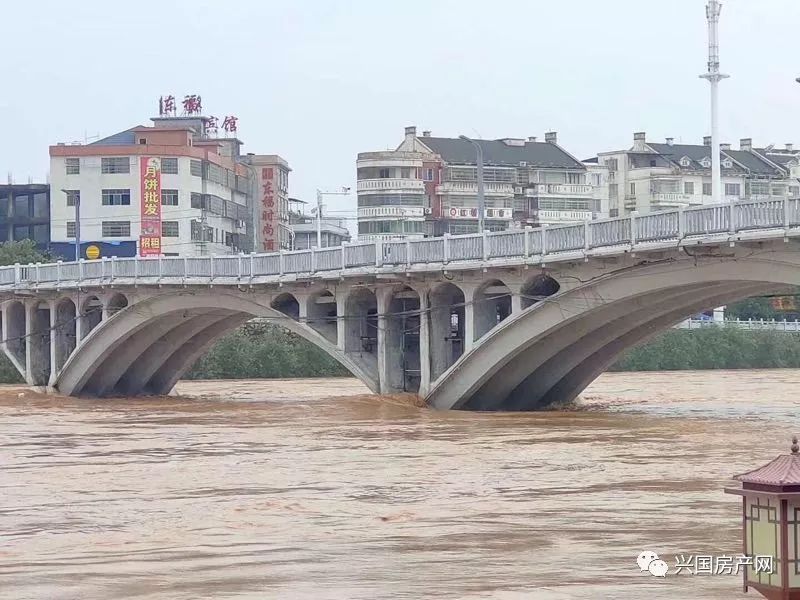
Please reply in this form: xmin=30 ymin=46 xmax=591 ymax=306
xmin=13 ymin=195 xmax=30 ymax=217
xmin=400 ymin=167 xmax=411 ymax=179
xmin=722 ymin=159 xmax=733 ymax=168
xmin=609 ymin=208 xmax=619 ymax=218
xmin=65 ymin=158 xmax=80 ymax=175
xmin=102 ymin=221 xmax=131 ymax=237
xmin=357 ymin=194 xmax=425 ymax=207
xmin=32 ymin=193 xmax=48 ymax=218
xmin=162 ymin=221 xmax=179 ymax=237
xmin=684 ymin=182 xmax=694 ymax=195
xmin=703 ymin=183 xmax=712 ymax=196
xmin=629 ymin=183 xmax=636 ymax=196
xmin=161 ymin=158 xmax=178 ymax=174
xmin=609 ymin=183 xmax=618 ymax=200
xmin=66 ymin=221 xmax=76 ymax=238
xmin=649 ymin=159 xmax=657 ymax=167
xmin=13 ymin=225 xmax=30 ymax=240
xmin=139 ymin=138 xmax=147 ymax=145
xmin=65 ymin=190 xmax=80 ymax=207
xmin=32 ymin=224 xmax=48 ymax=244
xmin=101 ymin=157 xmax=130 ymax=174
xmin=191 ymin=193 xmax=205 ymax=209
xmin=700 ymin=157 xmax=712 ymax=168
xmin=423 ymin=168 xmax=434 ymax=181
xmin=102 ymin=189 xmax=131 ymax=206
xmin=680 ymin=157 xmax=691 ymax=167
xmin=567 ymin=173 xmax=583 ymax=184
xmin=604 ymin=158 xmax=618 ymax=171
xmin=379 ymin=168 xmax=390 ymax=179
xmin=725 ymin=183 xmax=741 ymax=197
xmin=771 ymin=185 xmax=787 ymax=197
xmin=190 ymin=159 xmax=203 ymax=177
xmin=161 ymin=189 xmax=179 ymax=206
xmin=790 ymin=186 xmax=800 ymax=198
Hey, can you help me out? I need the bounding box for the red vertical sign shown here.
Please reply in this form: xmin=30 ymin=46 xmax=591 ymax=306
xmin=261 ymin=167 xmax=277 ymax=252
xmin=139 ymin=157 xmax=162 ymax=255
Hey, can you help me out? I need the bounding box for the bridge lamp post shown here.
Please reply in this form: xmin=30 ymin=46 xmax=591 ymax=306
xmin=315 ymin=187 xmax=351 ymax=248
xmin=725 ymin=436 xmax=800 ymax=599
xmin=61 ymin=188 xmax=80 ymax=260
xmin=459 ymin=135 xmax=486 ymax=233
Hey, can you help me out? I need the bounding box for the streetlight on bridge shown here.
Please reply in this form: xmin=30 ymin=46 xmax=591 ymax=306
xmin=459 ymin=135 xmax=486 ymax=233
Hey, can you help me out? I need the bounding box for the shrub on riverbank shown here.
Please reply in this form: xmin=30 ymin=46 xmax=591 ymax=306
xmin=610 ymin=327 xmax=800 ymax=371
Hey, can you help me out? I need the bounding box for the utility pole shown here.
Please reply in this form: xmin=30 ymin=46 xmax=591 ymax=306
xmin=315 ymin=187 xmax=351 ymax=248
xmin=459 ymin=135 xmax=486 ymax=232
xmin=700 ymin=0 xmax=729 ymax=205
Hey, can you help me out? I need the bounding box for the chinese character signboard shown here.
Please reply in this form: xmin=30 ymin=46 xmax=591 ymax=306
xmin=139 ymin=157 xmax=162 ymax=256
xmin=259 ymin=167 xmax=277 ymax=252
xmin=159 ymin=95 xmax=176 ymax=116
xmin=182 ymin=94 xmax=202 ymax=115
xmin=222 ymin=115 xmax=238 ymax=135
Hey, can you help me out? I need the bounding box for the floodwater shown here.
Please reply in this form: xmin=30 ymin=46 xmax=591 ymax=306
xmin=1 ymin=370 xmax=798 ymax=600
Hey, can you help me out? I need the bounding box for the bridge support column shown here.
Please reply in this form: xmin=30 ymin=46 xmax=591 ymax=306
xmin=376 ymin=288 xmax=391 ymax=394
xmin=510 ymin=284 xmax=523 ymax=315
xmin=463 ymin=285 xmax=476 ymax=353
xmin=336 ymin=295 xmax=347 ymax=351
xmin=48 ymin=299 xmax=57 ymax=387
xmin=418 ymin=289 xmax=431 ymax=396
xmin=25 ymin=301 xmax=50 ymax=387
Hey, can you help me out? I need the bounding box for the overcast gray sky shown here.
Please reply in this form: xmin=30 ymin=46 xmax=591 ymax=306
xmin=3 ymin=0 xmax=800 ymax=217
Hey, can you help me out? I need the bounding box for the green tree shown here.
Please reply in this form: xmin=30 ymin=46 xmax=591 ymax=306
xmin=0 ymin=240 xmax=51 ymax=267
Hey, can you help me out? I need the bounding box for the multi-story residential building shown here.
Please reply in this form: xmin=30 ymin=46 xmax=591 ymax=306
xmin=0 ymin=184 xmax=50 ymax=250
xmin=50 ymin=112 xmax=291 ymax=257
xmin=356 ymin=126 xmax=608 ymax=240
xmin=598 ymin=133 xmax=798 ymax=216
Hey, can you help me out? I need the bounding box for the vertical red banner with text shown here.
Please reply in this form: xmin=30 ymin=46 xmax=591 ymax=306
xmin=139 ymin=157 xmax=162 ymax=256
xmin=260 ymin=167 xmax=277 ymax=252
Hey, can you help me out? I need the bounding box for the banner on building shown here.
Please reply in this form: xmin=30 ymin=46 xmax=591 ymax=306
xmin=139 ymin=157 xmax=162 ymax=256
xmin=259 ymin=166 xmax=277 ymax=252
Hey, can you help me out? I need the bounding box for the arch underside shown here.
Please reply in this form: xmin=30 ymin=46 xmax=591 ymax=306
xmin=427 ymin=258 xmax=800 ymax=411
xmin=56 ymin=292 xmax=378 ymax=397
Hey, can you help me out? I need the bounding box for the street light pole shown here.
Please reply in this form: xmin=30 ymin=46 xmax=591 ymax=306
xmin=314 ymin=187 xmax=351 ymax=248
xmin=459 ymin=135 xmax=485 ymax=232
xmin=316 ymin=189 xmax=323 ymax=249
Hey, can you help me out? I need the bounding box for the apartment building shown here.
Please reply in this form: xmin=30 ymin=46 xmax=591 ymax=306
xmin=50 ymin=111 xmax=291 ymax=257
xmin=598 ymin=133 xmax=799 ymax=216
xmin=0 ymin=184 xmax=50 ymax=249
xmin=356 ymin=126 xmax=609 ymax=240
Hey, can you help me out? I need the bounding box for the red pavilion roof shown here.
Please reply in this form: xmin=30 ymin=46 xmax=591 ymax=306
xmin=735 ymin=454 xmax=800 ymax=487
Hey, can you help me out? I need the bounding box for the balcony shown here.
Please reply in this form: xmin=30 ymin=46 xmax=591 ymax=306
xmin=651 ymin=192 xmax=693 ymax=206
xmin=437 ymin=181 xmax=514 ymax=196
xmin=357 ymin=178 xmax=425 ymax=193
xmin=358 ymin=206 xmax=426 ymax=219
xmin=526 ymin=183 xmax=592 ymax=197
xmin=537 ymin=210 xmax=593 ymax=224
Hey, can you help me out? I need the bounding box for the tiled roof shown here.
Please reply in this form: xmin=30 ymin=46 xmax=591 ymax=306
xmin=648 ymin=142 xmax=747 ymax=174
xmin=736 ymin=453 xmax=800 ymax=486
xmin=89 ymin=126 xmax=142 ymax=146
xmin=418 ymin=137 xmax=584 ymax=169
xmin=724 ymin=149 xmax=782 ymax=175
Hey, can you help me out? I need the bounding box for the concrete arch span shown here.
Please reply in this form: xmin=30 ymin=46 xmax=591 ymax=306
xmin=426 ymin=257 xmax=800 ymax=411
xmin=57 ymin=290 xmax=379 ymax=397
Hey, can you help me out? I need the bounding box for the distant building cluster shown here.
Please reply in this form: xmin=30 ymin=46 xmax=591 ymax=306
xmin=355 ymin=126 xmax=800 ymax=241
xmin=6 ymin=109 xmax=800 ymax=257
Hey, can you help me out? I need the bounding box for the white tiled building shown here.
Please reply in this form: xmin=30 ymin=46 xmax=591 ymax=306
xmin=598 ymin=133 xmax=800 ymax=216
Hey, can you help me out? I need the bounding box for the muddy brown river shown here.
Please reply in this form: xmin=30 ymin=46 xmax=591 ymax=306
xmin=1 ymin=370 xmax=798 ymax=599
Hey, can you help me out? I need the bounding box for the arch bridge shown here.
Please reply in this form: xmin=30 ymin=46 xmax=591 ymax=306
xmin=2 ymin=198 xmax=799 ymax=410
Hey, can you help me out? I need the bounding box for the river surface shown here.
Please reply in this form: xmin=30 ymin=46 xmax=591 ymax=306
xmin=1 ymin=370 xmax=798 ymax=599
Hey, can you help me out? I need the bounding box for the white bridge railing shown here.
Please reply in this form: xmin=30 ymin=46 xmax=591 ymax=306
xmin=678 ymin=318 xmax=800 ymax=332
xmin=2 ymin=197 xmax=799 ymax=289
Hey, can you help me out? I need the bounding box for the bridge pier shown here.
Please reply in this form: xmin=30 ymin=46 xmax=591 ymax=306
xmin=429 ymin=282 xmax=465 ymax=380
xmin=26 ymin=300 xmax=50 ymax=386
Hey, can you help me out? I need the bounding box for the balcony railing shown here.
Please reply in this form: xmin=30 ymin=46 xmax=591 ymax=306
xmin=527 ymin=184 xmax=592 ymax=197
xmin=436 ymin=181 xmax=514 ymax=196
xmin=5 ymin=198 xmax=800 ymax=289
xmin=357 ymin=178 xmax=425 ymax=193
